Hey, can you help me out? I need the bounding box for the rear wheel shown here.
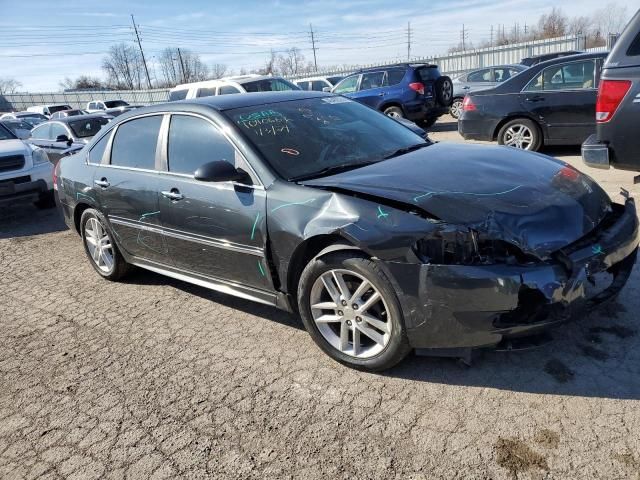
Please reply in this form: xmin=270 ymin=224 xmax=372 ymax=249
xmin=383 ymin=106 xmax=404 ymax=119
xmin=449 ymin=98 xmax=464 ymax=119
xmin=297 ymin=251 xmax=411 ymax=371
xmin=497 ymin=118 xmax=542 ymax=151
xmin=80 ymin=208 xmax=130 ymax=281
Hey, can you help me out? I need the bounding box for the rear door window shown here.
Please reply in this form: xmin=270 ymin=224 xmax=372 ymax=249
xmin=88 ymin=132 xmax=111 ymax=164
xmin=359 ymin=72 xmax=385 ymax=90
xmin=196 ymin=87 xmax=217 ymax=98
xmin=467 ymin=69 xmax=492 ymax=82
xmin=219 ymin=85 xmax=241 ymax=95
xmin=387 ymin=69 xmax=405 ymax=86
xmin=169 ymin=89 xmax=189 ymax=101
xmin=110 ymin=115 xmax=162 ymax=170
xmin=525 ymin=60 xmax=596 ymax=91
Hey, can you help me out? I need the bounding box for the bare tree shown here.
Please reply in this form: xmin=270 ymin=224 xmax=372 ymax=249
xmin=59 ymin=76 xmax=105 ymax=91
xmin=592 ymin=1 xmax=630 ymax=42
xmin=102 ymin=43 xmax=146 ymax=90
xmin=157 ymin=47 xmax=208 ymax=86
xmin=260 ymin=50 xmax=278 ymax=75
xmin=210 ymin=63 xmax=228 ymax=79
xmin=277 ymin=48 xmax=306 ymax=76
xmin=0 ymin=77 xmax=22 ymax=95
xmin=538 ymin=7 xmax=568 ymax=38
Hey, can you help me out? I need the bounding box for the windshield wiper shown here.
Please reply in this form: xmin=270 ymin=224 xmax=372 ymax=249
xmin=382 ymin=142 xmax=430 ymax=160
xmin=290 ymin=161 xmax=378 ymax=182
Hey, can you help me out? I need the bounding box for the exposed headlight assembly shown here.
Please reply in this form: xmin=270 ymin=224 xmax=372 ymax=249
xmin=31 ymin=147 xmax=50 ymax=165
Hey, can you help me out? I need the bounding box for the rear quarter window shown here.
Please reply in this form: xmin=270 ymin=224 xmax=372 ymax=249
xmin=169 ymin=89 xmax=189 ymax=101
xmin=196 ymin=87 xmax=216 ymax=98
xmin=387 ymin=69 xmax=406 ymax=85
xmin=627 ymin=32 xmax=640 ymax=56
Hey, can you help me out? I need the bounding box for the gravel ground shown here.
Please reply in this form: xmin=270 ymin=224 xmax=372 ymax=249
xmin=1 ymin=118 xmax=639 ymax=479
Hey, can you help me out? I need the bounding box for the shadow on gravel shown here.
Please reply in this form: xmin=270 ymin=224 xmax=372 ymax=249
xmin=0 ymin=203 xmax=68 ymax=239
xmin=427 ymin=120 xmax=459 ymax=133
xmin=122 ymin=268 xmax=304 ymax=332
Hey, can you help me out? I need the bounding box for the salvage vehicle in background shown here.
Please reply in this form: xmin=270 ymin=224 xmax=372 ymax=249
xmin=55 ymin=91 xmax=638 ymax=371
xmin=582 ymin=10 xmax=640 ymax=172
xmin=331 ymin=63 xmax=453 ymax=127
xmin=168 ymin=75 xmax=299 ymax=101
xmin=520 ymin=50 xmax=582 ymax=67
xmin=0 ymin=122 xmax=54 ymax=208
xmin=1 ymin=111 xmax=48 ymax=126
xmin=51 ymin=109 xmax=90 ymax=119
xmin=0 ymin=119 xmax=33 ymax=139
xmin=294 ymin=76 xmax=344 ymax=91
xmin=450 ymin=64 xmax=528 ymax=119
xmin=85 ymin=100 xmax=137 ymax=117
xmin=459 ymin=52 xmax=608 ymax=151
xmin=26 ymin=104 xmax=72 ymax=118
xmin=29 ymin=114 xmax=110 ymax=163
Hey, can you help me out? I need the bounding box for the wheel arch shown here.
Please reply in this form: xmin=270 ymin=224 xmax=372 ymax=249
xmin=73 ymin=202 xmax=92 ymax=234
xmin=379 ymin=102 xmax=404 ymax=115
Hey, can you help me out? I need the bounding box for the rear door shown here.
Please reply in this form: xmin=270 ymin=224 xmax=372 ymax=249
xmin=350 ymin=71 xmax=386 ymax=108
xmin=94 ymin=114 xmax=168 ymax=263
xmin=521 ymin=58 xmax=599 ymax=143
xmin=156 ymin=113 xmax=272 ymax=291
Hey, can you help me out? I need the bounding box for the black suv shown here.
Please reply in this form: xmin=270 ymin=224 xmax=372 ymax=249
xmin=582 ymin=10 xmax=640 ymax=172
xmin=331 ymin=63 xmax=453 ymax=127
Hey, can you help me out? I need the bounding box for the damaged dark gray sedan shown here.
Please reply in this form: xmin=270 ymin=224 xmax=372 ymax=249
xmin=55 ymin=91 xmax=639 ymax=371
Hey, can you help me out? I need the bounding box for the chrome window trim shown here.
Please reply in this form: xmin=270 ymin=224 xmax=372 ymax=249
xmin=521 ymin=58 xmax=598 ymax=93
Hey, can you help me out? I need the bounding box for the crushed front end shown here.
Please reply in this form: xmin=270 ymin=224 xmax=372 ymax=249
xmin=382 ymin=197 xmax=639 ymax=351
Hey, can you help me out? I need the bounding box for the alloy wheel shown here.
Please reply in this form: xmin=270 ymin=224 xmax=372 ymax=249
xmin=450 ymin=99 xmax=463 ymax=119
xmin=386 ymin=111 xmax=402 ymax=118
xmin=442 ymin=80 xmax=453 ymax=103
xmin=84 ymin=217 xmax=114 ymax=273
xmin=309 ymin=269 xmax=392 ymax=358
xmin=503 ymin=124 xmax=534 ymax=150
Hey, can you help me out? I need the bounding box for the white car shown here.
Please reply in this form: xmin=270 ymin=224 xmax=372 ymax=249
xmin=0 ymin=122 xmax=53 ymax=208
xmin=293 ymin=75 xmax=344 ymax=92
xmin=85 ymin=100 xmax=136 ymax=116
xmin=168 ymin=75 xmax=299 ymax=101
xmin=26 ymin=104 xmax=72 ymax=118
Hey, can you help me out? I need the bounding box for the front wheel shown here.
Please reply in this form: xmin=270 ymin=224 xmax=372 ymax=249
xmin=383 ymin=106 xmax=404 ymax=119
xmin=497 ymin=118 xmax=542 ymax=151
xmin=297 ymin=251 xmax=411 ymax=371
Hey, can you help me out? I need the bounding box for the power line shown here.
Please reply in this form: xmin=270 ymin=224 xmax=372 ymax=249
xmin=131 ymin=14 xmax=152 ymax=89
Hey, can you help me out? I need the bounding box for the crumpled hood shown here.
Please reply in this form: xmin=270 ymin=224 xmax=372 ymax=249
xmin=302 ymin=143 xmax=612 ymax=258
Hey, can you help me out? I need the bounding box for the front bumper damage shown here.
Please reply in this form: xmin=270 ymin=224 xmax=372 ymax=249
xmin=382 ymin=197 xmax=639 ymax=351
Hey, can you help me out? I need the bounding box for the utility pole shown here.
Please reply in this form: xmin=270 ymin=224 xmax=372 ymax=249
xmin=407 ymin=21 xmax=411 ymax=60
xmin=490 ymin=25 xmax=494 ymax=47
xmin=461 ymin=24 xmax=467 ymax=50
xmin=131 ymin=14 xmax=152 ymax=89
xmin=309 ymin=24 xmax=318 ymax=72
xmin=177 ymin=47 xmax=187 ymax=83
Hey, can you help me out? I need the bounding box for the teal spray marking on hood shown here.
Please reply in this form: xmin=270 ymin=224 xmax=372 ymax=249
xmin=271 ymin=198 xmax=317 ymax=213
xmin=413 ymin=185 xmax=522 ymax=203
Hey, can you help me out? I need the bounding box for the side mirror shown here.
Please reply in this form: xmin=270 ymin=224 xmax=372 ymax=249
xmin=194 ymin=160 xmax=248 ymax=183
xmin=322 ymin=86 xmax=331 ymax=92
xmin=56 ymin=134 xmax=70 ymax=143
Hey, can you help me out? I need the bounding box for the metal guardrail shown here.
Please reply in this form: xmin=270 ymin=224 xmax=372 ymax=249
xmin=0 ymin=35 xmax=587 ymax=112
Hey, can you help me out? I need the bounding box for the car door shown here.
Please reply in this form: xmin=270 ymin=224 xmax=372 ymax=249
xmin=521 ymin=59 xmax=598 ymax=143
xmin=156 ymin=113 xmax=272 ymax=291
xmin=93 ymin=114 xmax=168 ymax=264
xmin=350 ymin=71 xmax=387 ymax=108
xmin=47 ymin=122 xmax=74 ymax=163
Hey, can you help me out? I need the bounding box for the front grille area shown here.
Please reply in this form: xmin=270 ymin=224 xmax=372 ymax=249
xmin=0 ymin=175 xmax=30 ymax=185
xmin=0 ymin=155 xmax=25 ymax=173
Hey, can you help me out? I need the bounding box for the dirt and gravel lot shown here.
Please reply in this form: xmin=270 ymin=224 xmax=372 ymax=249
xmin=1 ymin=117 xmax=639 ymax=479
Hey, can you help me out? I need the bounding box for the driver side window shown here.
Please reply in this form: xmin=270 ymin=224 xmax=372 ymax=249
xmin=167 ymin=114 xmax=254 ymax=182
xmin=50 ymin=123 xmax=69 ymax=141
xmin=333 ymin=75 xmax=359 ymax=94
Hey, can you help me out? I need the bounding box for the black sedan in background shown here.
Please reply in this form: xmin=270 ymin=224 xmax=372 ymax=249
xmin=459 ymin=52 xmax=608 ymax=151
xmin=29 ymin=114 xmax=111 ymax=163
xmin=55 ymin=91 xmax=638 ymax=371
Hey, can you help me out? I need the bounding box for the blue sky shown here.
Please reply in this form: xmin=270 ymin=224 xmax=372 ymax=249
xmin=1 ymin=0 xmax=637 ymax=91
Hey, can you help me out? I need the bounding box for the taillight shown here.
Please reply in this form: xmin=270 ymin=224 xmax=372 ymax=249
xmin=596 ymin=80 xmax=631 ymax=122
xmin=53 ymin=162 xmax=59 ymax=191
xmin=462 ymin=96 xmax=477 ymax=111
xmin=408 ymin=82 xmax=425 ymax=95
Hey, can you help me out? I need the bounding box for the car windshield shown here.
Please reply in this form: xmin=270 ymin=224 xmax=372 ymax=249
xmin=0 ymin=123 xmax=16 ymax=140
xmin=49 ymin=105 xmax=72 ymax=114
xmin=68 ymin=117 xmax=110 ymax=138
xmin=104 ymin=100 xmax=129 ymax=108
xmin=241 ymin=78 xmax=299 ymax=92
xmin=225 ymin=96 xmax=426 ymax=181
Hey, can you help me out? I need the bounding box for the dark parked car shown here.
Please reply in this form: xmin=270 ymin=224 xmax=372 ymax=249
xmin=55 ymin=91 xmax=638 ymax=371
xmin=29 ymin=114 xmax=110 ymax=163
xmin=331 ymin=63 xmax=453 ymax=127
xmin=459 ymin=52 xmax=608 ymax=151
xmin=450 ymin=64 xmax=528 ymax=119
xmin=583 ymin=10 xmax=640 ymax=172
xmin=0 ymin=111 xmax=48 ymax=127
xmin=520 ymin=50 xmax=582 ymax=67
xmin=51 ymin=109 xmax=90 ymax=119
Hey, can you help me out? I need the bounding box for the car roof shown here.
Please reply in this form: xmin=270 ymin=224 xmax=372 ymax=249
xmin=534 ymin=51 xmax=609 ymax=68
xmin=171 ymin=75 xmax=281 ymax=91
xmin=47 ymin=113 xmax=112 ymax=123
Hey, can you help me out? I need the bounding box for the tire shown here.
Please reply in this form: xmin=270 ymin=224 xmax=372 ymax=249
xmin=449 ymin=98 xmax=464 ymax=120
xmin=297 ymin=251 xmax=411 ymax=371
xmin=33 ymin=190 xmax=55 ymax=209
xmin=383 ymin=106 xmax=404 ymax=119
xmin=418 ymin=117 xmax=438 ymax=128
xmin=497 ymin=118 xmax=542 ymax=151
xmin=435 ymin=76 xmax=453 ymax=106
xmin=80 ymin=208 xmax=130 ymax=281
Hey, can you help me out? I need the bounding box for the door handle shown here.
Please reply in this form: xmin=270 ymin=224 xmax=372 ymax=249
xmin=161 ymin=189 xmax=184 ymax=201
xmin=94 ymin=178 xmax=110 ymax=188
xmin=525 ymin=95 xmax=545 ymax=102
xmin=378 ymin=92 xmax=386 ymax=96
